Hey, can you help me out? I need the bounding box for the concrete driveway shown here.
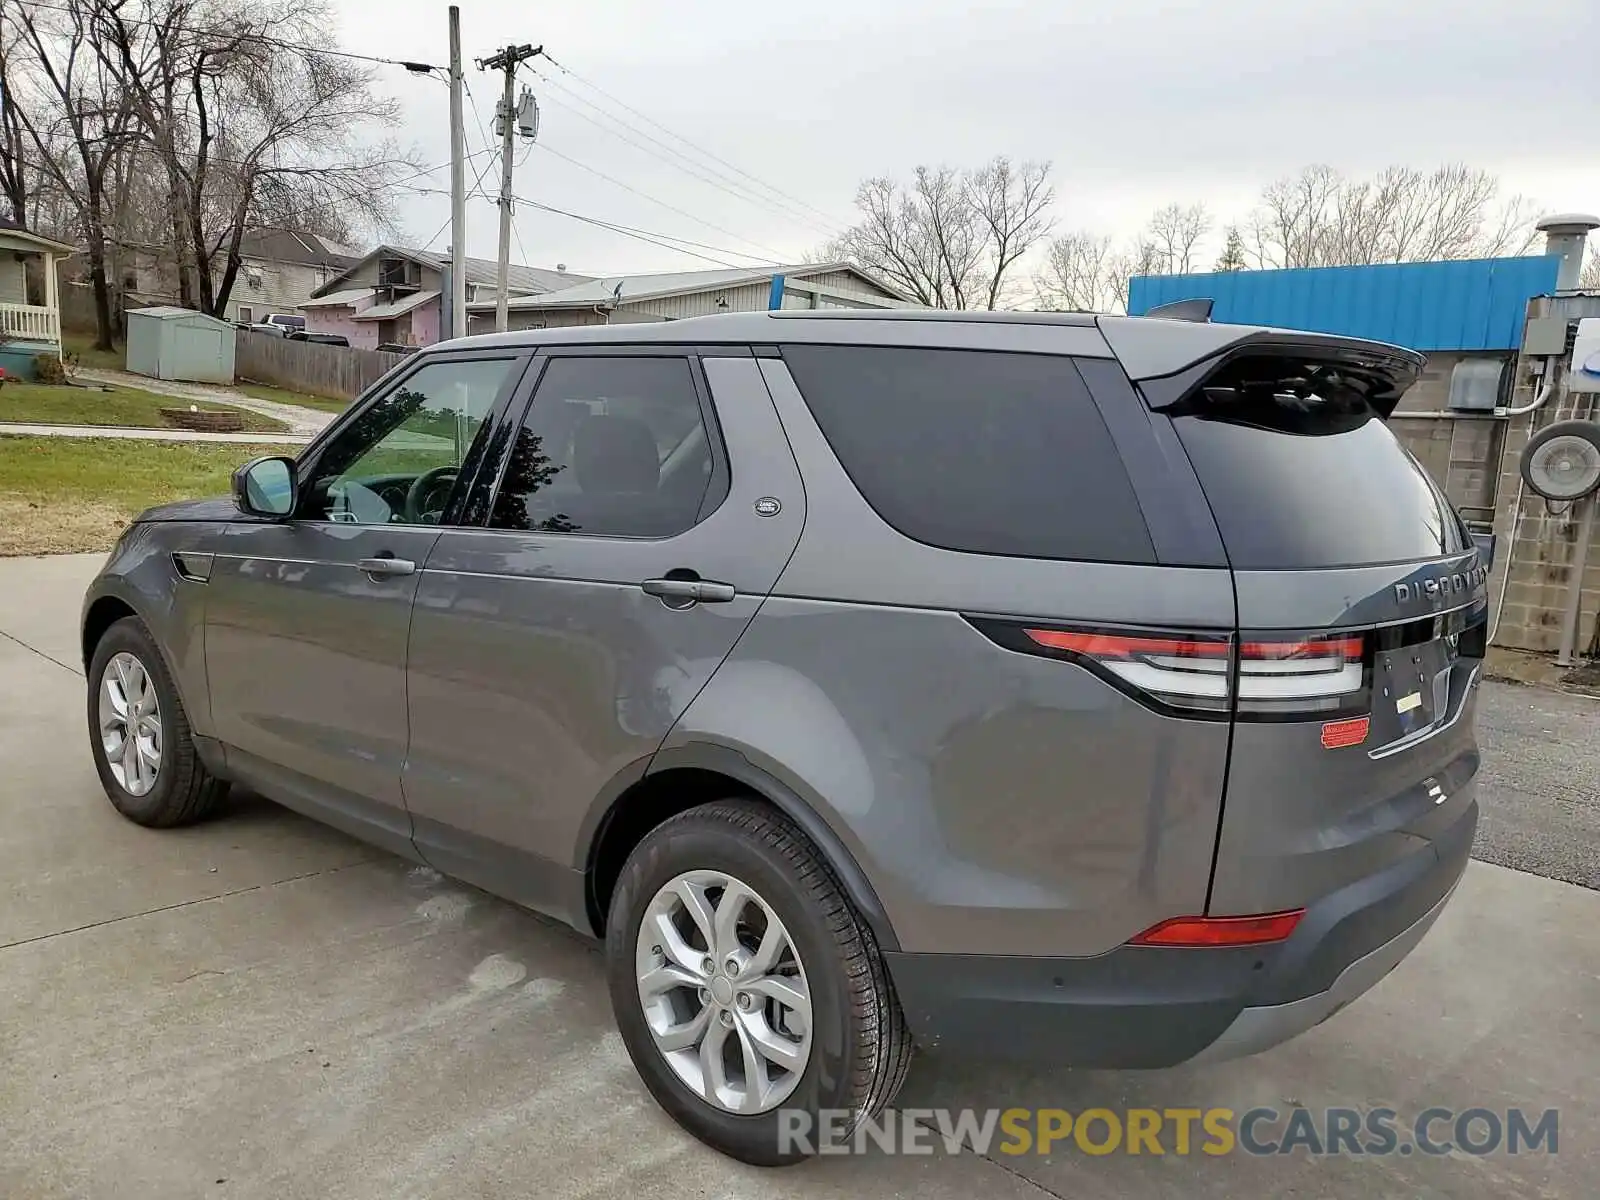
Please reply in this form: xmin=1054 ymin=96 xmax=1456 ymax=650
xmin=3 ymin=553 xmax=1597 ymax=1199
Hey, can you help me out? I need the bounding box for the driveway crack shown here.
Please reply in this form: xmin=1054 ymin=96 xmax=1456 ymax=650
xmin=0 ymin=626 xmax=81 ymax=676
xmin=0 ymin=856 xmax=375 ymax=952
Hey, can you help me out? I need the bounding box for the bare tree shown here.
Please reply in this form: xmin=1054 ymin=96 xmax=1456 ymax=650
xmin=1033 ymin=232 xmax=1118 ymax=312
xmin=1244 ymin=163 xmax=1536 ymax=269
xmin=1580 ymin=251 xmax=1600 ymax=291
xmin=96 ymin=0 xmax=414 ymax=319
xmin=828 ymin=156 xmax=1054 ymax=309
xmin=4 ymin=0 xmax=139 ymax=349
xmin=1036 ymin=207 xmax=1204 ymax=314
xmin=968 ymin=157 xmax=1054 ymax=309
xmin=829 ymin=175 xmax=950 ymax=308
xmin=1144 ymin=202 xmax=1211 ymax=275
xmin=0 ymin=21 xmax=39 ymax=225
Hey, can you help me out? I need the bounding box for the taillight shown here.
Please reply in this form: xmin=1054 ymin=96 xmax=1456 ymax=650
xmin=969 ymin=619 xmax=1371 ymax=721
xmin=1022 ymin=628 xmax=1232 ymax=714
xmin=1130 ymin=909 xmax=1304 ymax=947
xmin=1235 ymin=633 xmax=1369 ymax=718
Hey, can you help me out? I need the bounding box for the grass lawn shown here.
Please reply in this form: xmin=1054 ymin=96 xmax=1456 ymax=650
xmin=0 ymin=381 xmax=289 ymax=433
xmin=62 ymin=332 xmax=126 ymax=372
xmin=235 ymin=381 xmax=351 ymax=415
xmin=0 ymin=436 xmax=300 ymax=555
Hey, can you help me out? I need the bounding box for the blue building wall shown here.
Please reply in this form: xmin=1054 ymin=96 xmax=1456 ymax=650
xmin=1127 ymin=255 xmax=1560 ymax=352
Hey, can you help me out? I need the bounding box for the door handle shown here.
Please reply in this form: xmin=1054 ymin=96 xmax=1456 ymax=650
xmin=358 ymin=555 xmax=417 ymax=578
xmin=641 ymin=576 xmax=736 ymax=604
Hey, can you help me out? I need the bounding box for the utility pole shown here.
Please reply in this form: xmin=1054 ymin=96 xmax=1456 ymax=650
xmin=478 ymin=43 xmax=541 ymax=333
xmin=447 ymin=7 xmax=467 ymax=340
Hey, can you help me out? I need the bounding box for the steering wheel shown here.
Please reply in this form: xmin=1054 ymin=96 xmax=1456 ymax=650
xmin=404 ymin=465 xmax=459 ymax=524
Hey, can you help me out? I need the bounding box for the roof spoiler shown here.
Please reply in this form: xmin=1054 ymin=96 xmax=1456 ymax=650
xmin=1134 ymin=335 xmax=1425 ymax=420
xmin=1143 ymin=297 xmax=1214 ymax=323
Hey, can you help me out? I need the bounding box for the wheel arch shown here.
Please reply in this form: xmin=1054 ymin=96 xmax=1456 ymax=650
xmin=580 ymin=743 xmax=900 ymax=953
xmin=82 ymin=593 xmax=140 ymax=672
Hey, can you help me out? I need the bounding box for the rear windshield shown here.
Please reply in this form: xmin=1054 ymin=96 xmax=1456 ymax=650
xmin=1171 ymin=357 xmax=1459 ymax=569
xmin=781 ymin=345 xmax=1156 ymax=564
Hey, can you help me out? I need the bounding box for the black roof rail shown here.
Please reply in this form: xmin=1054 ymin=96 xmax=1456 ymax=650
xmin=1143 ymin=298 xmax=1214 ymax=323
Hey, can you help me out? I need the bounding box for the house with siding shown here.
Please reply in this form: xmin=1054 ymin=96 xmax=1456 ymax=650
xmin=302 ymin=245 xmax=592 ymax=348
xmin=464 ymin=262 xmax=909 ymax=331
xmin=113 ymin=228 xmax=359 ymax=325
xmin=0 ymin=216 xmax=74 ymax=377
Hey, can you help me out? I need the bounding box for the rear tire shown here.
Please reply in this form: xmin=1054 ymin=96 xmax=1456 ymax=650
xmin=605 ymin=799 xmax=912 ymax=1166
xmin=87 ymin=616 xmax=228 ymax=828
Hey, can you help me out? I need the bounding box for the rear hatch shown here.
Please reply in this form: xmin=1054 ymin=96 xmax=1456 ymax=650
xmin=1145 ymin=342 xmax=1487 ymax=918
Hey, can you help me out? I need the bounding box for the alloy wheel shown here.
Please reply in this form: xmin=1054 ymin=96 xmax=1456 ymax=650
xmin=99 ymin=651 xmax=162 ymax=797
xmin=635 ymin=869 xmax=813 ymax=1114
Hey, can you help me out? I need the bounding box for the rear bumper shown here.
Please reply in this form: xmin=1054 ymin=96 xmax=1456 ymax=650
xmin=883 ymin=799 xmax=1475 ymax=1068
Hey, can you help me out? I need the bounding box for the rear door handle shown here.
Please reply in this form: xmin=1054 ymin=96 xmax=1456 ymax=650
xmin=358 ymin=556 xmax=417 ymax=578
xmin=641 ymin=577 xmax=736 ymax=604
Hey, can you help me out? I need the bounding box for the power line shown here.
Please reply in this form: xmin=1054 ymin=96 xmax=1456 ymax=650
xmin=417 ymin=152 xmax=501 ymax=253
xmin=533 ymin=141 xmax=787 ymax=261
xmin=538 ymin=52 xmax=847 ymax=230
xmin=12 ymin=0 xmax=441 ymax=73
xmin=510 ymin=208 xmax=532 ymax=277
xmin=524 ymin=66 xmax=839 ymax=240
xmin=515 ymin=194 xmax=770 ymax=268
xmin=405 ymin=182 xmax=760 ymax=269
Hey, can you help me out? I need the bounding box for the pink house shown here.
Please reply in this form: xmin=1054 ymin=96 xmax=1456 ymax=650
xmin=300 ymin=245 xmax=589 ymax=348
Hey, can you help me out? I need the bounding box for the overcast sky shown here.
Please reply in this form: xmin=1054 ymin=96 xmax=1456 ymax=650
xmin=332 ymin=0 xmax=1600 ymax=278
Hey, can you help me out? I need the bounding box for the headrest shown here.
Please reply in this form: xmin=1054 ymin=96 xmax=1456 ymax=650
xmin=572 ymin=413 xmax=660 ymax=494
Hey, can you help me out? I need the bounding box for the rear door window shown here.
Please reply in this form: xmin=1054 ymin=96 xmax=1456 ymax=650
xmin=489 ymin=355 xmax=724 ymax=538
xmin=780 ymin=345 xmax=1155 ymax=564
xmin=1170 ymin=357 xmax=1458 ymax=569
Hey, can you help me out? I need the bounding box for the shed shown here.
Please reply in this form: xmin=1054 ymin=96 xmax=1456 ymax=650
xmin=125 ymin=306 xmax=236 ymax=383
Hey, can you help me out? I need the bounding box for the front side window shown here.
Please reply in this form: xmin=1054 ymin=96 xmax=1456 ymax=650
xmin=302 ymin=357 xmax=519 ymax=525
xmin=489 ymin=356 xmax=721 ymax=538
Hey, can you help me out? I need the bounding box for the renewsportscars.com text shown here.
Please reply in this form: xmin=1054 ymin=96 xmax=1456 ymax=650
xmin=778 ymin=1105 xmax=1560 ymax=1158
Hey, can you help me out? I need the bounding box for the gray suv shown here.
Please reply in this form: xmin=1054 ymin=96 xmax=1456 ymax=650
xmin=82 ymin=310 xmax=1485 ymax=1164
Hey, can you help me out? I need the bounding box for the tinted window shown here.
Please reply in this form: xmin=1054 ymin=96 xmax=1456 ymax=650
xmin=1172 ymin=368 xmax=1453 ymax=568
xmin=490 ymin=356 xmax=721 ymax=538
xmin=781 ymin=346 xmax=1155 ymax=563
xmin=304 ymin=357 xmax=518 ymax=524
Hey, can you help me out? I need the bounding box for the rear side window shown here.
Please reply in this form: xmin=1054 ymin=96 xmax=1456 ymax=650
xmin=781 ymin=346 xmax=1155 ymax=564
xmin=1171 ymin=356 xmax=1456 ymax=569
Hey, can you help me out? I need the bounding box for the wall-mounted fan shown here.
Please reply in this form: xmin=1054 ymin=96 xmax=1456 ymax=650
xmin=1522 ymin=419 xmax=1600 ymax=501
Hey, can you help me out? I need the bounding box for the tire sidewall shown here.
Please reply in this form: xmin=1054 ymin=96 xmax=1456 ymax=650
xmin=87 ymin=619 xmax=185 ymax=824
xmin=606 ymin=811 xmax=860 ymax=1165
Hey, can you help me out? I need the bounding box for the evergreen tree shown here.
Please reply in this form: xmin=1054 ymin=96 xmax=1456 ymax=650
xmin=1214 ymin=227 xmax=1248 ymax=272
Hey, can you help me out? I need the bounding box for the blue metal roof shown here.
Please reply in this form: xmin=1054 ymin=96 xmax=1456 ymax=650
xmin=1127 ymin=255 xmax=1560 ymax=352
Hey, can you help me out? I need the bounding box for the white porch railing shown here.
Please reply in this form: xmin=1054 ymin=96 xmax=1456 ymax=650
xmin=0 ymin=302 xmax=59 ymax=343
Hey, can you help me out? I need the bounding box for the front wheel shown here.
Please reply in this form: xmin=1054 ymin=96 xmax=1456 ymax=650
xmin=605 ymin=799 xmax=912 ymax=1166
xmin=87 ymin=615 xmax=228 ymax=828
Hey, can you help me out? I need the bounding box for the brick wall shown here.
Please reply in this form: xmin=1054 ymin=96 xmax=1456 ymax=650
xmin=1389 ymin=351 xmax=1507 ymax=520
xmin=1488 ymin=351 xmax=1600 ymax=654
xmin=1377 ymin=339 xmax=1598 ymax=656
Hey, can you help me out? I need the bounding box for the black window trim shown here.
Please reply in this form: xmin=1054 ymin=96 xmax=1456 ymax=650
xmin=290 ymin=347 xmax=535 ymax=528
xmin=475 ymin=348 xmax=733 ymax=542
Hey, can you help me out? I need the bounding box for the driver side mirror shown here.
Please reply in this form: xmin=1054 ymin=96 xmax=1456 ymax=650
xmin=233 ymin=455 xmax=298 ymax=518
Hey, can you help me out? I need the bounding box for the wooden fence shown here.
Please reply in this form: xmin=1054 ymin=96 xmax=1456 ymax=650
xmin=234 ymin=330 xmax=408 ymax=400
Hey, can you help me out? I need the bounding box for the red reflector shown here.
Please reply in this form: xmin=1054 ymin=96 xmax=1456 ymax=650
xmin=1024 ymin=629 xmax=1229 ymax=658
xmin=1130 ymin=910 xmax=1304 ymax=947
xmin=1320 ymin=716 xmax=1370 ymax=749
